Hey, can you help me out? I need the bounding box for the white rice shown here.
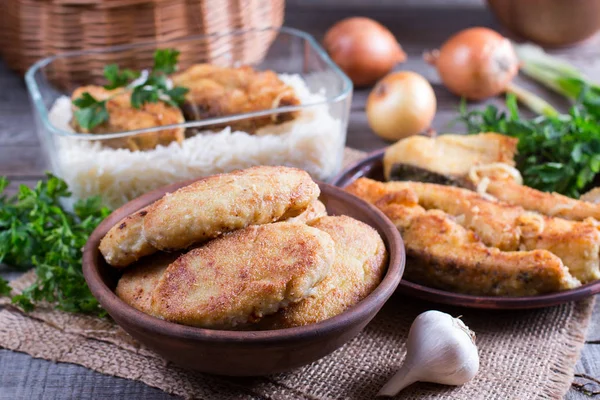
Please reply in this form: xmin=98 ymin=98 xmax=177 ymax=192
xmin=48 ymin=74 xmax=344 ymax=209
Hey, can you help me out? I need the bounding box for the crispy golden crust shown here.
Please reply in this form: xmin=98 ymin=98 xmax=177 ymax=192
xmin=115 ymin=252 xmax=180 ymax=315
xmin=351 ymin=179 xmax=600 ymax=283
xmin=478 ymin=177 xmax=600 ymax=221
xmin=143 ymin=166 xmax=320 ymax=251
xmin=519 ymin=215 xmax=600 ymax=284
xmin=99 ymin=206 xmax=157 ymax=268
xmin=285 ymin=200 xmax=327 ymax=224
xmin=260 ymin=216 xmax=387 ymax=329
xmin=171 ymin=64 xmax=300 ymax=133
xmin=150 ymin=223 xmax=335 ymax=329
xmin=71 ymin=86 xmax=185 ymax=151
xmin=346 ymin=178 xmax=580 ymax=295
xmin=403 ymin=211 xmax=579 ymax=296
xmin=383 ymin=133 xmax=517 ymax=180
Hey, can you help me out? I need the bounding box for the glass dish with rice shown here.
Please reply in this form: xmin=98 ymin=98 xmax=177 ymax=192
xmin=25 ymin=28 xmax=352 ymax=209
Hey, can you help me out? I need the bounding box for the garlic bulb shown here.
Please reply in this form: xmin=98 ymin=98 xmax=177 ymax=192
xmin=378 ymin=310 xmax=479 ymax=397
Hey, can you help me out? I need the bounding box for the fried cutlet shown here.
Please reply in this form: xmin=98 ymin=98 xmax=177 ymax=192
xmin=99 ymin=206 xmax=157 ymax=268
xmin=171 ymin=64 xmax=300 ymax=133
xmin=346 ymin=179 xmax=580 ymax=295
xmin=71 ymin=86 xmax=185 ymax=151
xmin=260 ymin=216 xmax=387 ymax=329
xmin=352 ymin=178 xmax=600 ymax=283
xmin=150 ymin=223 xmax=335 ymax=329
xmin=469 ymin=170 xmax=600 ymax=221
xmin=142 ymin=166 xmax=319 ymax=251
xmin=285 ymin=199 xmax=327 ymax=224
xmin=383 ymin=133 xmax=518 ymax=181
xmin=115 ymin=252 xmax=180 ymax=315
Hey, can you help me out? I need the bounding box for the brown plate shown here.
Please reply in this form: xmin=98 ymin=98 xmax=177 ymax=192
xmin=83 ymin=179 xmax=405 ymax=376
xmin=332 ymin=148 xmax=600 ymax=310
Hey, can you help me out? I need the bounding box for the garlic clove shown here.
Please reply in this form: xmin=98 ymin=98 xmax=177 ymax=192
xmin=378 ymin=310 xmax=479 ymax=397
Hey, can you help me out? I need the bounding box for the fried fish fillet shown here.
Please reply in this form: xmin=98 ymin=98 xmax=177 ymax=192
xmin=260 ymin=216 xmax=387 ymax=329
xmin=352 ymin=179 xmax=600 ymax=283
xmin=151 ymin=223 xmax=335 ymax=329
xmin=469 ymin=171 xmax=600 ymax=221
xmin=346 ymin=179 xmax=580 ymax=295
xmin=115 ymin=252 xmax=180 ymax=315
xmin=403 ymin=211 xmax=579 ymax=296
xmin=383 ymin=133 xmax=518 ymax=181
xmin=285 ymin=199 xmax=327 ymax=224
xmin=143 ymin=166 xmax=319 ymax=251
xmin=71 ymin=86 xmax=185 ymax=151
xmin=99 ymin=206 xmax=157 ymax=267
xmin=171 ymin=64 xmax=300 ymax=133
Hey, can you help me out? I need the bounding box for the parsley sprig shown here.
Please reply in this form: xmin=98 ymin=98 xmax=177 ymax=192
xmin=458 ymin=44 xmax=600 ymax=199
xmin=74 ymin=49 xmax=188 ymax=131
xmin=458 ymin=93 xmax=600 ymax=198
xmin=0 ymin=174 xmax=111 ymax=315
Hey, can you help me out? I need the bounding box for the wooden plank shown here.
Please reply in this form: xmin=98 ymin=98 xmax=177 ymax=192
xmin=0 ymin=146 xmax=46 ymax=177
xmin=0 ymin=350 xmax=173 ymax=400
xmin=574 ymin=343 xmax=600 ymax=398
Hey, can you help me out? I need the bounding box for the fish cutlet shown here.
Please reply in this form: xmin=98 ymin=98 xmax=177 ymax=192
xmin=346 ymin=178 xmax=580 ymax=296
xmin=286 ymin=199 xmax=327 ymax=224
xmin=115 ymin=252 xmax=181 ymax=315
xmin=260 ymin=216 xmax=387 ymax=329
xmin=99 ymin=205 xmax=157 ymax=268
xmin=71 ymin=85 xmax=185 ymax=151
xmin=151 ymin=222 xmax=335 ymax=329
xmin=143 ymin=166 xmax=320 ymax=251
xmin=171 ymin=64 xmax=300 ymax=133
xmin=351 ymin=178 xmax=600 ymax=283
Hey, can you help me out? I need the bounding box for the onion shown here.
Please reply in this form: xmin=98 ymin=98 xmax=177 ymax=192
xmin=366 ymin=71 xmax=437 ymax=141
xmin=424 ymin=27 xmax=519 ymax=100
xmin=324 ymin=17 xmax=406 ymax=87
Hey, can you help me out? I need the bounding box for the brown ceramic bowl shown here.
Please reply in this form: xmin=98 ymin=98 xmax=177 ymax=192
xmin=487 ymin=0 xmax=600 ymax=47
xmin=332 ymin=148 xmax=600 ymax=310
xmin=83 ymin=179 xmax=405 ymax=376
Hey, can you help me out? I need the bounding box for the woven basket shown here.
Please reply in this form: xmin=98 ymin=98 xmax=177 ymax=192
xmin=0 ymin=0 xmax=284 ymax=87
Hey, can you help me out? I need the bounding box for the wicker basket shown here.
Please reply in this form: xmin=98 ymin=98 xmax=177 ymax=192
xmin=0 ymin=0 xmax=284 ymax=86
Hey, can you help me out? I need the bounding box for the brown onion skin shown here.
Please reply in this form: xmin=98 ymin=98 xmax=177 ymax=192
xmin=428 ymin=27 xmax=519 ymax=100
xmin=324 ymin=17 xmax=406 ymax=87
xmin=366 ymin=71 xmax=437 ymax=141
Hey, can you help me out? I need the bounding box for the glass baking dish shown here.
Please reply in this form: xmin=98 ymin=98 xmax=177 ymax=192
xmin=25 ymin=27 xmax=353 ymax=209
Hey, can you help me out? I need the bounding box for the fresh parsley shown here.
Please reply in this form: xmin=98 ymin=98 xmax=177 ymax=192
xmin=103 ymin=64 xmax=140 ymax=90
xmin=458 ymin=94 xmax=600 ymax=198
xmin=73 ymin=92 xmax=109 ymax=131
xmin=73 ymin=48 xmax=188 ymax=131
xmin=0 ymin=174 xmax=111 ymax=315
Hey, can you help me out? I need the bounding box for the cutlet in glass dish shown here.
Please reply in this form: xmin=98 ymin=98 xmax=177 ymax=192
xmin=25 ymin=28 xmax=353 ymax=209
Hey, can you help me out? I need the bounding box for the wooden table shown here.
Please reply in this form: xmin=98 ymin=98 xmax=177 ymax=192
xmin=1 ymin=2 xmax=600 ymax=398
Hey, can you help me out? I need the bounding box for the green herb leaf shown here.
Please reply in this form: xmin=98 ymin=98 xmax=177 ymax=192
xmin=166 ymin=86 xmax=189 ymax=105
xmin=458 ymin=94 xmax=600 ymax=198
xmin=73 ymin=93 xmax=109 ymax=130
xmin=0 ymin=173 xmax=111 ymax=315
xmin=131 ymin=85 xmax=161 ymax=109
xmin=0 ymin=278 xmax=11 ymax=297
xmin=72 ymin=92 xmax=100 ymax=108
xmin=103 ymin=64 xmax=141 ymax=90
xmin=153 ymin=49 xmax=181 ymax=75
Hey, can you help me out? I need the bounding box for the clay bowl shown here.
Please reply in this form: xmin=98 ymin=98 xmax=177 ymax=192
xmin=83 ymin=180 xmax=405 ymax=376
xmin=332 ymin=148 xmax=600 ymax=310
xmin=487 ymin=0 xmax=600 ymax=47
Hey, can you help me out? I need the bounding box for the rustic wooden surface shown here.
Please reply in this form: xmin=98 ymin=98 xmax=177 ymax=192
xmin=1 ymin=1 xmax=600 ymax=399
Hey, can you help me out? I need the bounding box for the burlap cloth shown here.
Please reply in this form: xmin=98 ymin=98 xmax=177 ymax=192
xmin=0 ymin=148 xmax=595 ymax=400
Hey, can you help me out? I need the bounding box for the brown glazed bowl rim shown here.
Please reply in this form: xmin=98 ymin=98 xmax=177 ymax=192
xmin=331 ymin=147 xmax=600 ymax=310
xmin=83 ymin=179 xmax=405 ymax=344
